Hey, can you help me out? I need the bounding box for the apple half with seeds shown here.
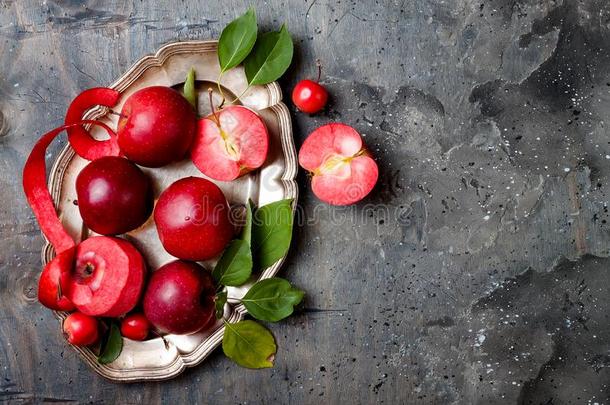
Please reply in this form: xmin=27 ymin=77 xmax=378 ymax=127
xmin=299 ymin=123 xmax=378 ymax=205
xmin=191 ymin=105 xmax=269 ymax=182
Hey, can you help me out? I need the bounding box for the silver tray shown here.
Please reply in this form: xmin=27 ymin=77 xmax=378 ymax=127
xmin=42 ymin=41 xmax=298 ymax=382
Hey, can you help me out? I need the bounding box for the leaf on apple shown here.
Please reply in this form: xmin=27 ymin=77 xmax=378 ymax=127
xmin=251 ymin=198 xmax=294 ymax=269
xmin=183 ymin=67 xmax=197 ymax=110
xmin=241 ymin=278 xmax=304 ymax=322
xmin=218 ymin=8 xmax=258 ymax=73
xmin=222 ymin=320 xmax=276 ymax=369
xmin=98 ymin=321 xmax=123 ymax=365
xmin=244 ymin=24 xmax=293 ymax=86
xmin=215 ymin=290 xmax=228 ymax=319
xmin=212 ymin=239 xmax=253 ymax=286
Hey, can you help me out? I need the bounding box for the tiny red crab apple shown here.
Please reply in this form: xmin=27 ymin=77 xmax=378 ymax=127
xmin=292 ymin=60 xmax=328 ymax=114
xmin=63 ymin=312 xmax=99 ymax=346
xmin=121 ymin=313 xmax=151 ymax=341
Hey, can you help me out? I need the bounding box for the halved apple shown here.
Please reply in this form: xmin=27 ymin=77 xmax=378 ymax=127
xmin=299 ymin=123 xmax=378 ymax=205
xmin=191 ymin=105 xmax=269 ymax=181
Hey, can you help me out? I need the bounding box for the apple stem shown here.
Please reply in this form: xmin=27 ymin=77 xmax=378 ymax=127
xmin=316 ymin=59 xmax=322 ymax=83
xmin=208 ymin=88 xmax=220 ymax=126
xmin=150 ymin=329 xmax=170 ymax=349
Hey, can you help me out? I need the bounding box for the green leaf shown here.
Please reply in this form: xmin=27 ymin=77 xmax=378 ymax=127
xmin=242 ymin=278 xmax=304 ymax=322
xmin=222 ymin=320 xmax=276 ymax=368
xmin=98 ymin=322 xmax=123 ymax=365
xmin=183 ymin=67 xmax=197 ymax=109
xmin=215 ymin=290 xmax=228 ymax=319
xmin=252 ymin=199 xmax=294 ymax=269
xmin=218 ymin=8 xmax=258 ymax=72
xmin=241 ymin=200 xmax=254 ymax=246
xmin=244 ymin=24 xmax=294 ymax=86
xmin=212 ymin=239 xmax=253 ymax=286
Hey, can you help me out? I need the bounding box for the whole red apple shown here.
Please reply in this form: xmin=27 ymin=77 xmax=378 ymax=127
xmin=154 ymin=177 xmax=233 ymax=261
xmin=117 ymin=86 xmax=196 ymax=167
xmin=143 ymin=260 xmax=216 ymax=335
xmin=38 ymin=247 xmax=76 ymax=311
xmin=63 ymin=312 xmax=99 ymax=346
xmin=121 ymin=313 xmax=151 ymax=341
xmin=76 ymin=156 xmax=153 ymax=235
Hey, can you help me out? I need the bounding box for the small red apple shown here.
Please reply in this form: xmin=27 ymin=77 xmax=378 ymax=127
xmin=292 ymin=61 xmax=328 ymax=114
xmin=38 ymin=247 xmax=76 ymax=311
xmin=63 ymin=312 xmax=99 ymax=346
xmin=117 ymin=86 xmax=196 ymax=167
xmin=191 ymin=105 xmax=269 ymax=181
xmin=143 ymin=260 xmax=216 ymax=335
xmin=121 ymin=313 xmax=151 ymax=341
xmin=76 ymin=156 xmax=153 ymax=235
xmin=65 ymin=236 xmax=146 ymax=317
xmin=154 ymin=177 xmax=233 ymax=261
xmin=299 ymin=123 xmax=378 ymax=205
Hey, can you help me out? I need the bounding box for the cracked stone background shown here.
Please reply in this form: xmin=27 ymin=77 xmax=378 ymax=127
xmin=0 ymin=0 xmax=609 ymax=403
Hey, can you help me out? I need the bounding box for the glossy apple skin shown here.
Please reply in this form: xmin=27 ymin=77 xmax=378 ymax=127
xmin=63 ymin=312 xmax=99 ymax=346
xmin=38 ymin=247 xmax=76 ymax=311
xmin=76 ymin=156 xmax=153 ymax=235
xmin=143 ymin=261 xmax=216 ymax=335
xmin=118 ymin=86 xmax=196 ymax=167
xmin=292 ymin=79 xmax=328 ymax=114
xmin=154 ymin=177 xmax=233 ymax=261
xmin=121 ymin=313 xmax=151 ymax=341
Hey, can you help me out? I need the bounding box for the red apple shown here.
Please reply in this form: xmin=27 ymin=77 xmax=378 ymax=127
xmin=76 ymin=156 xmax=153 ymax=235
xmin=299 ymin=123 xmax=378 ymax=205
xmin=292 ymin=79 xmax=328 ymax=114
xmin=154 ymin=177 xmax=233 ymax=260
xmin=292 ymin=61 xmax=329 ymax=114
xmin=65 ymin=236 xmax=146 ymax=317
xmin=121 ymin=313 xmax=151 ymax=341
xmin=191 ymin=105 xmax=268 ymax=181
xmin=117 ymin=86 xmax=196 ymax=167
xmin=63 ymin=312 xmax=99 ymax=346
xmin=143 ymin=260 xmax=215 ymax=335
xmin=38 ymin=247 xmax=76 ymax=312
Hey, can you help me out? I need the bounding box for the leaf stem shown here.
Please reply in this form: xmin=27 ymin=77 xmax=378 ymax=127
xmin=217 ymin=71 xmax=227 ymax=108
xmin=233 ymin=85 xmax=251 ymax=104
xmin=316 ymin=59 xmax=322 ymax=83
xmin=221 ymin=84 xmax=252 ymax=106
